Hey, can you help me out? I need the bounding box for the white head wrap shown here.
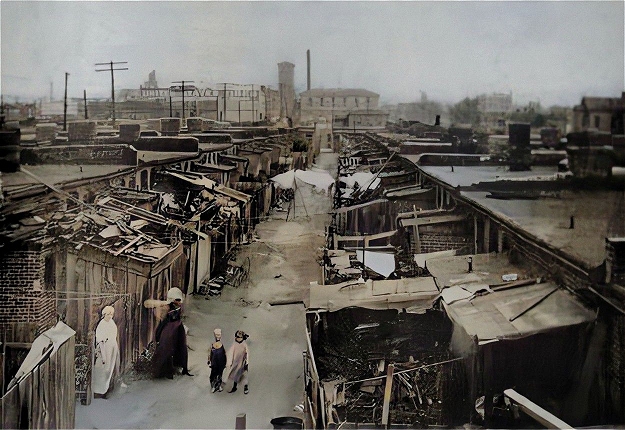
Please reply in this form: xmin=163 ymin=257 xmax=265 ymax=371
xmin=166 ymin=287 xmax=184 ymax=303
xmin=102 ymin=305 xmax=115 ymax=317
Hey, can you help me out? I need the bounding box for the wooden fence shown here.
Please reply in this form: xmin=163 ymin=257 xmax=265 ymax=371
xmin=1 ymin=330 xmax=75 ymax=429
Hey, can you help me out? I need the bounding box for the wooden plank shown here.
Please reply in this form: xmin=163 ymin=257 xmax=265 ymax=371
xmin=381 ymin=364 xmax=394 ymax=428
xmin=235 ymin=413 xmax=246 ymax=429
xmin=400 ymin=214 xmax=465 ymax=226
xmin=504 ymin=389 xmax=572 ymax=429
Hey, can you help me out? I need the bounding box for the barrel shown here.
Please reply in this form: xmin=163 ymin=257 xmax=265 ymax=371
xmin=270 ymin=416 xmax=303 ymax=429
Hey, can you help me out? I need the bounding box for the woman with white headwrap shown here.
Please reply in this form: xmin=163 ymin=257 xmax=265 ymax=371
xmin=147 ymin=287 xmax=193 ymax=379
xmin=92 ymin=305 xmax=120 ymax=398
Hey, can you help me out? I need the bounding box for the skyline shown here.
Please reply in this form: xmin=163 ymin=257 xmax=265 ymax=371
xmin=1 ymin=1 xmax=624 ymax=107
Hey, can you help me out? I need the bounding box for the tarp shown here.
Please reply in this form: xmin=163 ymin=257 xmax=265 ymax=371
xmin=355 ymin=250 xmax=395 ymax=277
xmin=442 ymin=282 xmax=596 ymax=345
xmin=8 ymin=321 xmax=76 ymax=390
xmin=271 ymin=169 xmax=335 ymax=191
xmin=309 ymin=277 xmax=439 ymax=312
xmin=340 ymin=172 xmax=381 ymax=190
xmin=414 ymin=249 xmax=458 ymax=268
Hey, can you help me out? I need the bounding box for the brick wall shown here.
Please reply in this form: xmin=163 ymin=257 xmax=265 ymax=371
xmin=606 ymin=239 xmax=625 ymax=285
xmin=0 ymin=248 xmax=57 ymax=337
xmin=420 ymin=233 xmax=471 ymax=254
xmin=505 ymin=233 xmax=591 ymax=289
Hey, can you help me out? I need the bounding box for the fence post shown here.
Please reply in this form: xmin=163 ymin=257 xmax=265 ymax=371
xmin=235 ymin=413 xmax=246 ymax=429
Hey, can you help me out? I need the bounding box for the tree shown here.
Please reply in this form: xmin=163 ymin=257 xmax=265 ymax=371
xmin=449 ymin=97 xmax=481 ymax=126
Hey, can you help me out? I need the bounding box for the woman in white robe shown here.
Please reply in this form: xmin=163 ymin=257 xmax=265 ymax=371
xmin=92 ymin=305 xmax=120 ymax=398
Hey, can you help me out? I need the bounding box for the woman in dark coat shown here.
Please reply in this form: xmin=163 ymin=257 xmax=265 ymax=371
xmin=150 ymin=288 xmax=192 ymax=379
xmin=208 ymin=328 xmax=227 ymax=392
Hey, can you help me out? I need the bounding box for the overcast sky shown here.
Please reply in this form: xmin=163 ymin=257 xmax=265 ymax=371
xmin=1 ymin=1 xmax=623 ymax=107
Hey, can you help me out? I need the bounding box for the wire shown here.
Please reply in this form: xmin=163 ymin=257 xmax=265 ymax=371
xmin=343 ymin=357 xmax=463 ymax=386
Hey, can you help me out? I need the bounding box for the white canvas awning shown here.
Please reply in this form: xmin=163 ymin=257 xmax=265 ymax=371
xmin=271 ymin=169 xmax=335 ymax=191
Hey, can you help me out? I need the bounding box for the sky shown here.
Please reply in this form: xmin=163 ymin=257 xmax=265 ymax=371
xmin=1 ymin=1 xmax=624 ymax=107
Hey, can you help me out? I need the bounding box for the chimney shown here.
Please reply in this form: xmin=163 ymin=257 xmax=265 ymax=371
xmin=307 ymin=50 xmax=311 ymax=91
xmin=435 ymin=115 xmax=440 ymax=126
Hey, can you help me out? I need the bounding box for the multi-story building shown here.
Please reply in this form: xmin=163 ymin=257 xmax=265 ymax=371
xmin=478 ymin=92 xmax=514 ymax=131
xmin=478 ymin=92 xmax=513 ymax=113
xmin=299 ymin=88 xmax=387 ymax=128
xmin=573 ymin=93 xmax=625 ymax=133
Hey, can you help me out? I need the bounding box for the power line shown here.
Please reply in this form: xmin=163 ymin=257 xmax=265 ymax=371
xmin=95 ymin=61 xmax=128 ymax=127
xmin=171 ymin=80 xmax=195 ymax=123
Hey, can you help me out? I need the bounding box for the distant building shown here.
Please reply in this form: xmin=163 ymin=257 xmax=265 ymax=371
xmin=478 ymin=92 xmax=513 ymax=113
xmin=478 ymin=92 xmax=513 ymax=131
xmin=572 ymin=93 xmax=625 ymax=133
xmin=98 ymin=71 xmax=274 ymax=123
xmin=299 ymin=88 xmax=387 ymax=128
xmin=278 ymin=62 xmax=296 ymax=120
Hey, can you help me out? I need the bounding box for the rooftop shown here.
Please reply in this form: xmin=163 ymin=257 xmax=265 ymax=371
xmin=418 ymin=165 xmax=560 ymax=188
xmin=462 ymin=190 xmax=623 ymax=268
xmin=2 ymin=165 xmax=134 ymax=193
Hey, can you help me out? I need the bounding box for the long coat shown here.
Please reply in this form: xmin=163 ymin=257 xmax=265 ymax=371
xmin=92 ymin=318 xmax=120 ymax=394
xmin=227 ymin=340 xmax=249 ymax=383
xmin=152 ymin=304 xmax=188 ymax=378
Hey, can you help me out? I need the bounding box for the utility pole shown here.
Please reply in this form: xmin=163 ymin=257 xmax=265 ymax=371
xmin=95 ymin=61 xmax=128 ymax=127
xmin=172 ymin=80 xmax=194 ymax=124
xmin=169 ymin=88 xmax=173 ymax=117
xmin=83 ymin=89 xmax=88 ymax=119
xmin=223 ymin=83 xmax=227 ymax=122
xmin=251 ymin=84 xmax=255 ymax=124
xmin=63 ymin=72 xmax=69 ymax=131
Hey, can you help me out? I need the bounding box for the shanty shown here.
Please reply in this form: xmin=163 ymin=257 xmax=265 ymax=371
xmin=1 ymin=3 xmax=625 ymax=429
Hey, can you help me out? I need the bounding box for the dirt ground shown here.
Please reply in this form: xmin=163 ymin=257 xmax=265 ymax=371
xmin=75 ymin=156 xmax=336 ymax=429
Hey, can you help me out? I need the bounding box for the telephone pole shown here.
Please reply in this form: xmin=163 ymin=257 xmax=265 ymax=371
xmin=171 ymin=80 xmax=194 ymax=123
xmin=95 ymin=61 xmax=128 ymax=126
xmin=83 ymin=89 xmax=88 ymax=119
xmin=63 ymin=72 xmax=69 ymax=131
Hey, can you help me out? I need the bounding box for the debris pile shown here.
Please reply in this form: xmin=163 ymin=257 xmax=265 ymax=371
xmin=312 ymin=308 xmax=468 ymax=427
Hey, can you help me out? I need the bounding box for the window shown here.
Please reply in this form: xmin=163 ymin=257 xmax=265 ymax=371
xmin=595 ymin=115 xmax=601 ymax=128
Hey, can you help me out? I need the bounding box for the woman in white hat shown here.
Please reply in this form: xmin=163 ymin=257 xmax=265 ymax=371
xmin=92 ymin=305 xmax=120 ymax=398
xmin=148 ymin=287 xmax=193 ymax=379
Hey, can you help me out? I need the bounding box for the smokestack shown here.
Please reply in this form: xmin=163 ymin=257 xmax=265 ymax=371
xmin=307 ymin=50 xmax=311 ymax=91
xmin=435 ymin=115 xmax=441 ymax=126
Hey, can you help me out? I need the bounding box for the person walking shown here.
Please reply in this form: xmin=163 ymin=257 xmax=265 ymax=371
xmin=208 ymin=328 xmax=227 ymax=392
xmin=226 ymin=330 xmax=249 ymax=394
